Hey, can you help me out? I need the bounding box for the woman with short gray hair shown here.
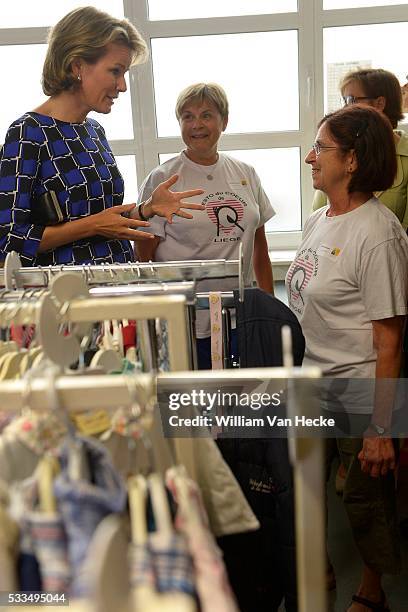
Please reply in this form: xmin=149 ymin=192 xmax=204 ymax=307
xmin=136 ymin=82 xmax=275 ymax=368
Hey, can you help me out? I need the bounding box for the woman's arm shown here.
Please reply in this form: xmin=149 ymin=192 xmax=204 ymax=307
xmin=358 ymin=315 xmax=405 ymax=477
xmin=0 ymin=120 xmax=44 ymax=263
xmin=38 ymin=203 xmax=153 ymax=252
xmin=136 ymin=236 xmax=160 ymax=262
xmin=253 ymin=226 xmax=274 ymax=294
xmin=40 ymin=173 xmax=205 ymax=252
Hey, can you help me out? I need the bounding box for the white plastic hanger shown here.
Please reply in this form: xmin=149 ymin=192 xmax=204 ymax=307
xmin=37 ymin=455 xmax=59 ymax=513
xmin=128 ymin=474 xmax=148 ymax=545
xmin=166 ymin=465 xmax=200 ymax=529
xmin=112 ymin=319 xmax=124 ymax=358
xmin=85 ymin=514 xmax=132 ymax=612
xmin=147 ymin=472 xmax=173 ymax=537
xmin=90 ymin=348 xmax=122 ymax=372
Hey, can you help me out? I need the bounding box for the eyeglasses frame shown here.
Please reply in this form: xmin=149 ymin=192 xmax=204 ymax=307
xmin=311 ymin=142 xmax=342 ymax=156
xmin=342 ymin=95 xmax=374 ymax=106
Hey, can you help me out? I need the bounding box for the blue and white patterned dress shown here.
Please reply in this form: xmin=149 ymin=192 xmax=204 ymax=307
xmin=0 ymin=112 xmax=134 ymax=265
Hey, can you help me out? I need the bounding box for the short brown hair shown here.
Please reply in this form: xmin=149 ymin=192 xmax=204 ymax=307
xmin=42 ymin=6 xmax=148 ymax=96
xmin=175 ymin=83 xmax=229 ymax=121
xmin=340 ymin=68 xmax=403 ymax=129
xmin=319 ymin=105 xmax=397 ymax=193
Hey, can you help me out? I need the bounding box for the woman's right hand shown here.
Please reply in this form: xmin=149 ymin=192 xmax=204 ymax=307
xmin=93 ymin=203 xmax=155 ymax=240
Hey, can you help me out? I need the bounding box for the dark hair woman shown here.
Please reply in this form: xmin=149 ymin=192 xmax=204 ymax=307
xmin=287 ymin=105 xmax=408 ymax=612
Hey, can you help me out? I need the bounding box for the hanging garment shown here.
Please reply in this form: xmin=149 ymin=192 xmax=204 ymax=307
xmin=166 ymin=469 xmax=239 ymax=612
xmin=14 ymin=466 xmax=71 ymax=594
xmin=0 ymin=411 xmax=12 ymax=433
xmin=209 ymin=292 xmax=223 ymax=370
xmin=54 ymin=437 xmax=127 ymax=597
xmin=215 ymin=288 xmax=305 ymax=612
xmin=23 ymin=513 xmax=71 ymax=593
xmin=0 ymin=429 xmax=40 ymax=484
xmin=173 ymin=437 xmax=259 ymax=537
xmin=129 ymin=536 xmax=197 ymax=612
xmin=234 ymin=287 xmax=305 ymax=367
xmin=0 ymin=482 xmax=19 ymax=591
xmin=5 ymin=412 xmax=67 ymax=456
xmin=0 ymin=411 xmax=67 ymax=485
xmin=156 ymin=320 xmax=170 ymax=372
xmin=130 ymin=533 xmax=196 ymax=596
xmin=18 ymin=521 xmax=43 ymax=592
xmin=148 ymin=532 xmax=196 ymax=596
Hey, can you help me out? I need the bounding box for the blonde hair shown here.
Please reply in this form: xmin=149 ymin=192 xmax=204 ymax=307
xmin=175 ymin=83 xmax=229 ymax=120
xmin=42 ymin=6 xmax=148 ymax=96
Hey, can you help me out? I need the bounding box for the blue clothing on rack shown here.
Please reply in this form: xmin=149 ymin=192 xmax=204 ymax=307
xmin=0 ymin=112 xmax=133 ymax=265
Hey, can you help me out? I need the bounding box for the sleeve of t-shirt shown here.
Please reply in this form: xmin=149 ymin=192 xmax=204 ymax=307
xmin=250 ymin=168 xmax=275 ymax=227
xmin=359 ymin=237 xmax=408 ymax=320
xmin=0 ymin=118 xmax=45 ymax=264
xmin=136 ymin=167 xmax=168 ymax=239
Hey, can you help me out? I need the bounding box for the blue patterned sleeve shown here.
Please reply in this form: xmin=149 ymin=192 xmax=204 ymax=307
xmin=0 ymin=117 xmax=45 ymax=264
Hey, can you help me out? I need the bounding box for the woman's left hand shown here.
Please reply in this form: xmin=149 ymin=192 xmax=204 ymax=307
xmin=358 ymin=435 xmax=396 ymax=478
xmin=147 ymin=174 xmax=205 ymax=223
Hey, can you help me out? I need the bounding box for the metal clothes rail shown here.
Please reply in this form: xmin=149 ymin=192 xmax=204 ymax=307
xmin=1 ymin=251 xmax=243 ymax=294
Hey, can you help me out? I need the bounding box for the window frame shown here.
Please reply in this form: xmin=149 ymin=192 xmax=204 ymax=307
xmin=0 ymin=0 xmax=407 ymax=252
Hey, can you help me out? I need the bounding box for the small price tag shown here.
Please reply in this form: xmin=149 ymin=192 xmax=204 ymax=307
xmin=71 ymin=410 xmax=111 ymax=435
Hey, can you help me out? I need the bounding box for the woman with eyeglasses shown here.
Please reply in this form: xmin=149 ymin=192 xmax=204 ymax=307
xmin=287 ymin=105 xmax=408 ymax=612
xmin=313 ymin=68 xmax=408 ymax=230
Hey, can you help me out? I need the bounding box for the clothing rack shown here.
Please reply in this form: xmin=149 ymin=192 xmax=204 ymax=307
xmin=0 ymin=366 xmax=326 ymax=612
xmin=2 ymin=251 xmax=247 ymax=370
xmin=0 ymin=276 xmax=191 ymax=371
xmin=2 ymin=250 xmax=244 ymax=302
xmin=0 ymin=251 xmax=326 ymax=611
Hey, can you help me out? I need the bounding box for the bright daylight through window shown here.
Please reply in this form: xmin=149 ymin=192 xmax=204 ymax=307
xmin=0 ymin=0 xmax=407 ymax=245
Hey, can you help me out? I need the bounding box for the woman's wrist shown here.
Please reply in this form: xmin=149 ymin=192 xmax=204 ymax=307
xmin=140 ymin=197 xmax=153 ymax=220
xmin=39 ymin=215 xmax=95 ymax=252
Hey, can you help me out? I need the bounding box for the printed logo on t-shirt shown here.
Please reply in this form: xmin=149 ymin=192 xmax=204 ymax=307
xmin=286 ymin=248 xmax=318 ymax=316
xmin=203 ymin=190 xmax=246 ymax=243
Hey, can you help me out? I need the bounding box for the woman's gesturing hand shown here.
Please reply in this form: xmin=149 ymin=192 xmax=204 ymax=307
xmin=147 ymin=174 xmax=205 ymax=223
xmin=94 ymin=203 xmax=154 ymax=240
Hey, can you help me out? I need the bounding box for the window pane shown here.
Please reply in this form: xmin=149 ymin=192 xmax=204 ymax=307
xmin=323 ymin=22 xmax=408 ymax=114
xmin=148 ymin=0 xmax=297 ymax=20
xmin=0 ymin=45 xmax=133 ymax=143
xmin=1 ymin=0 xmax=123 ymax=28
xmin=159 ymin=148 xmax=301 ymax=232
xmin=0 ymin=44 xmax=46 ymax=143
xmin=324 ymin=0 xmax=407 ymax=9
xmin=116 ymin=155 xmax=138 ymax=203
xmin=228 ymin=149 xmax=301 ymax=233
xmin=152 ymin=32 xmax=299 ymax=136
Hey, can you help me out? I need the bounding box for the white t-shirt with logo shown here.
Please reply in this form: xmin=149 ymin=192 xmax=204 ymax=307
xmin=285 ymin=199 xmax=408 ymax=412
xmin=137 ymin=152 xmax=275 ymax=337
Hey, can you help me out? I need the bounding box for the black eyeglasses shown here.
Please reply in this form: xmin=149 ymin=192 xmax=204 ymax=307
xmin=312 ymin=142 xmax=341 ymax=156
xmin=342 ymin=95 xmax=373 ymax=106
